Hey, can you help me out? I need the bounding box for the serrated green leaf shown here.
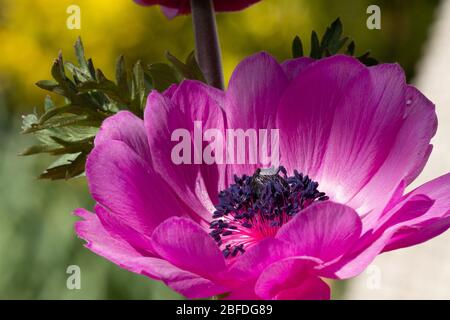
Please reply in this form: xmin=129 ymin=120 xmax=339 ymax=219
xmin=166 ymin=51 xmax=206 ymax=82
xmin=346 ymin=41 xmax=356 ymax=56
xmin=21 ymin=113 xmax=39 ymax=131
xmin=35 ymin=80 xmax=59 ymax=90
xmin=22 ymin=115 xmax=101 ymax=134
xmin=130 ymin=60 xmax=147 ymax=113
xmin=24 ymin=37 xmax=208 ymax=181
xmin=292 ymin=18 xmax=378 ymax=66
xmin=321 ymin=18 xmax=343 ymax=51
xmin=65 ymin=62 xmax=93 ymax=82
xmin=310 ymin=31 xmax=321 ymax=59
xmin=358 ymin=52 xmax=378 ymax=66
xmin=292 ymin=36 xmax=303 ymax=58
xmin=116 ymin=55 xmax=129 ymax=99
xmin=147 ymin=63 xmax=180 ymax=92
xmin=74 ymin=37 xmax=89 ymax=71
xmin=39 ymin=153 xmax=87 ymax=180
xmin=38 ymin=104 xmax=101 ymax=124
xmin=185 ymin=52 xmax=207 ymax=83
xmin=43 ymin=96 xmax=54 ymax=112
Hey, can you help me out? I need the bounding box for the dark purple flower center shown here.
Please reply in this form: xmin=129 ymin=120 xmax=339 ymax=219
xmin=209 ymin=166 xmax=328 ymax=258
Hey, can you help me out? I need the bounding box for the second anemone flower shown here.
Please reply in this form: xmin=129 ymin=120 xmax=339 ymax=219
xmin=134 ymin=0 xmax=261 ymax=19
xmin=75 ymin=53 xmax=450 ymax=300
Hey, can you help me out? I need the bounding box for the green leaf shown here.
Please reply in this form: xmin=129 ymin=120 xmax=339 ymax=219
xmin=38 ymin=104 xmax=101 ymax=124
xmin=23 ymin=37 xmax=205 ymax=180
xmin=147 ymin=63 xmax=180 ymax=92
xmin=292 ymin=18 xmax=379 ymax=66
xmin=43 ymin=95 xmax=54 ymax=111
xmin=165 ymin=51 xmax=206 ymax=82
xmin=185 ymin=51 xmax=207 ymax=83
xmin=115 ymin=55 xmax=130 ymax=99
xmin=148 ymin=63 xmax=180 ymax=92
xmin=346 ymin=41 xmax=356 ymax=56
xmin=39 ymin=153 xmax=88 ymax=180
xmin=310 ymin=31 xmax=321 ymax=59
xmin=320 ymin=18 xmax=345 ymax=54
xmin=358 ymin=51 xmax=379 ymax=66
xmin=130 ymin=60 xmax=147 ymax=114
xmin=74 ymin=37 xmax=89 ymax=71
xmin=292 ymin=36 xmax=304 ymax=58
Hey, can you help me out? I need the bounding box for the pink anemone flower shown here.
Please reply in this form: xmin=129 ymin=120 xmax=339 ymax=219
xmin=75 ymin=53 xmax=450 ymax=300
xmin=134 ymin=0 xmax=261 ymax=19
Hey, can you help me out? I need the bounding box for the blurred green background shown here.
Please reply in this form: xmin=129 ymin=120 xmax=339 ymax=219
xmin=0 ymin=0 xmax=441 ymax=299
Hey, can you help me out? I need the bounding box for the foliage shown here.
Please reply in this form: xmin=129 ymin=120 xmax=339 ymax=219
xmin=20 ymin=38 xmax=204 ymax=180
xmin=292 ymin=18 xmax=378 ymax=66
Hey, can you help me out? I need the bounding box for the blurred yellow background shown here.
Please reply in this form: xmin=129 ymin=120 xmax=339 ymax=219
xmin=0 ymin=0 xmax=441 ymax=299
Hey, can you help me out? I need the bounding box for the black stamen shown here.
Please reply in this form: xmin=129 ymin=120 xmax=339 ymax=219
xmin=210 ymin=166 xmax=327 ymax=258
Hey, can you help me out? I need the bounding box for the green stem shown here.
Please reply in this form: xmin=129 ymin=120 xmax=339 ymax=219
xmin=190 ymin=0 xmax=225 ymax=90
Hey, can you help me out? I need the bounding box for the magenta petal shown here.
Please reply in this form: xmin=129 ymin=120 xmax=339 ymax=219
xmin=74 ymin=208 xmax=151 ymax=268
xmin=224 ymin=286 xmax=261 ymax=300
xmin=254 ymin=257 xmax=329 ymax=300
xmin=321 ymin=195 xmax=434 ymax=279
xmin=225 ymin=52 xmax=289 ymax=178
xmin=94 ymin=204 xmax=155 ymax=254
xmin=74 ymin=208 xmax=225 ymax=299
xmin=382 ymin=173 xmax=450 ymax=251
xmin=274 ymin=277 xmax=330 ymax=300
xmin=384 ymin=215 xmax=450 ymax=252
xmin=317 ymin=63 xmax=406 ymax=206
xmin=364 ymin=194 xmax=434 ymax=234
xmin=276 ymin=55 xmax=366 ymax=180
xmin=228 ymin=238 xmax=294 ymax=283
xmin=144 ymin=81 xmax=226 ymax=221
xmin=348 ymin=85 xmax=437 ymax=214
xmin=151 ymin=217 xmax=227 ymax=279
xmin=95 ymin=111 xmax=152 ymax=162
xmin=281 ymin=57 xmax=315 ymax=80
xmin=86 ymin=140 xmax=186 ymax=235
xmin=160 ymin=6 xmax=180 ymax=19
xmin=276 ymin=201 xmax=362 ymax=263
xmin=226 ymin=52 xmax=288 ymax=130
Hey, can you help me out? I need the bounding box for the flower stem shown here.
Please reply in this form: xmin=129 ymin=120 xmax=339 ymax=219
xmin=190 ymin=0 xmax=225 ymax=90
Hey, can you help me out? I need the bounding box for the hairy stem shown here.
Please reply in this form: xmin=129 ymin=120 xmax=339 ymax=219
xmin=190 ymin=0 xmax=225 ymax=90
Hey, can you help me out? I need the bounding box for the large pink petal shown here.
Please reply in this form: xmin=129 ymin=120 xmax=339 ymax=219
xmin=276 ymin=55 xmax=366 ymax=180
xmin=86 ymin=140 xmax=186 ymax=235
xmin=316 ymin=63 xmax=406 ymax=206
xmin=382 ymin=173 xmax=450 ymax=251
xmin=254 ymin=257 xmax=330 ymax=300
xmin=225 ymin=52 xmax=289 ymax=178
xmin=384 ymin=215 xmax=450 ymax=252
xmin=281 ymin=57 xmax=315 ymax=80
xmin=320 ymin=194 xmax=436 ymax=279
xmin=151 ymin=217 xmax=227 ymax=280
xmin=347 ymin=85 xmax=437 ymax=214
xmin=363 ymin=194 xmax=434 ymax=234
xmin=94 ymin=204 xmax=155 ymax=254
xmin=144 ymin=81 xmax=226 ymax=222
xmin=274 ymin=277 xmax=330 ymax=300
xmin=94 ymin=111 xmax=151 ymax=163
xmin=228 ymin=238 xmax=294 ymax=283
xmin=74 ymin=208 xmax=225 ymax=299
xmin=276 ymin=201 xmax=362 ymax=263
xmin=226 ymin=52 xmax=288 ymax=131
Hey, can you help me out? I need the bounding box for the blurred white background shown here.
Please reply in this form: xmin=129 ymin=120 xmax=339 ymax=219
xmin=346 ymin=0 xmax=450 ymax=299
